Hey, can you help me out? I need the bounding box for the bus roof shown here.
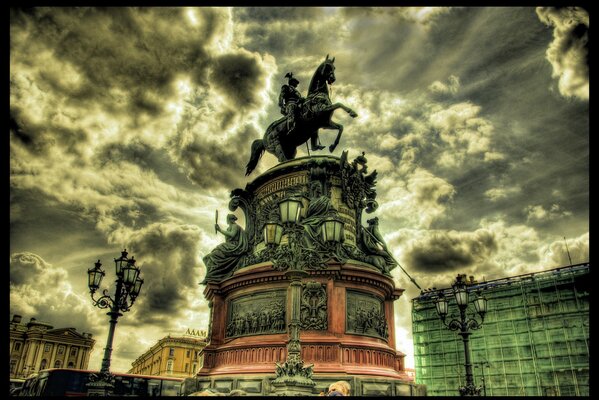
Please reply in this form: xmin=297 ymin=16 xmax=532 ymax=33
xmin=36 ymin=368 xmax=184 ymax=381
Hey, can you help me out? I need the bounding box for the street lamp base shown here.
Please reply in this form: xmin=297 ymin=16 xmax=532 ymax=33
xmin=87 ymin=380 xmax=115 ymax=396
xmin=459 ymin=384 xmax=482 ymax=396
xmin=86 ymin=371 xmax=115 ymax=396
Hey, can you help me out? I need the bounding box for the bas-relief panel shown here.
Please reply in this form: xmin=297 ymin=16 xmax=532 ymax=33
xmin=226 ymin=290 xmax=286 ymax=338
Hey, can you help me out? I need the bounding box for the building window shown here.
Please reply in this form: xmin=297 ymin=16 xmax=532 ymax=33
xmin=166 ymin=360 xmax=173 ymax=374
xmin=10 ymin=359 xmax=17 ymax=374
xmin=185 ymin=363 xmax=189 ymax=372
xmin=54 ymin=360 xmax=62 ymax=368
xmin=169 ymin=348 xmax=175 ymax=357
xmin=58 ymin=345 xmax=65 ymax=355
xmin=40 ymin=359 xmax=47 ymax=370
xmin=44 ymin=344 xmax=51 ymax=352
xmin=192 ymin=363 xmax=197 ymax=374
xmin=67 ymin=362 xmax=74 ymax=368
xmin=186 ymin=349 xmax=190 ymax=357
xmin=13 ymin=342 xmax=21 ymax=352
xmin=70 ymin=348 xmax=78 ymax=357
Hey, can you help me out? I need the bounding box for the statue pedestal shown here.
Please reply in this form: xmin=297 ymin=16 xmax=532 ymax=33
xmin=193 ymin=156 xmax=424 ymax=396
xmin=271 ymin=380 xmax=316 ymax=396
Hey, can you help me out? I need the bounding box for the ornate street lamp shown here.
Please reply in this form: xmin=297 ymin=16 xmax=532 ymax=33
xmin=435 ymin=275 xmax=487 ymax=396
xmin=266 ymin=197 xmax=346 ymax=395
xmin=86 ymin=249 xmax=143 ymax=395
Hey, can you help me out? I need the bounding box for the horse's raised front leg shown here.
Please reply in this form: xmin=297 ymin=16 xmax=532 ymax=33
xmin=321 ymin=121 xmax=343 ymax=153
xmin=321 ymin=102 xmax=358 ymax=118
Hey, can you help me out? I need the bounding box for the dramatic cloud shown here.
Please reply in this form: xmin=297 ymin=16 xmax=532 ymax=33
xmin=428 ymin=75 xmax=460 ymax=95
xmin=536 ymin=7 xmax=589 ymax=100
xmin=402 ymin=229 xmax=498 ymax=273
xmin=10 ymin=253 xmax=99 ymax=334
xmin=525 ymin=203 xmax=572 ymax=223
xmin=540 ymin=232 xmax=589 ymax=267
xmin=484 ymin=186 xmax=521 ymax=202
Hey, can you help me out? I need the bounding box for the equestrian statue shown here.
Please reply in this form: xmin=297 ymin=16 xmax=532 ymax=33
xmin=245 ymin=55 xmax=358 ymax=176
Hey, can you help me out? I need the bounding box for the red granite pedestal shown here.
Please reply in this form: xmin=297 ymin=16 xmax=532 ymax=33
xmin=187 ymin=156 xmax=425 ymax=396
xmin=193 ymin=262 xmax=421 ymax=396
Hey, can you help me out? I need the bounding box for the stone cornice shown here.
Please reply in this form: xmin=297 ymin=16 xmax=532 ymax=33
xmin=204 ymin=261 xmax=402 ymax=300
xmin=245 ymin=155 xmax=341 ymax=192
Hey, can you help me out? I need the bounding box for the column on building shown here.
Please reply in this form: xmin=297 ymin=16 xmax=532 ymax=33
xmin=75 ymin=345 xmax=84 ymax=369
xmin=49 ymin=342 xmax=59 ymax=369
xmin=33 ymin=340 xmax=46 ymax=372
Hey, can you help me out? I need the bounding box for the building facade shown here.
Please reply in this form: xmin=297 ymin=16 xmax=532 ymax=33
xmin=412 ymin=263 xmax=589 ymax=396
xmin=128 ymin=331 xmax=208 ymax=378
xmin=9 ymin=315 xmax=95 ymax=379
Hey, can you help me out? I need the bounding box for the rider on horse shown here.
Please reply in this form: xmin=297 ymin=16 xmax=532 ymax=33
xmin=245 ymin=55 xmax=358 ymax=176
xmin=278 ymin=72 xmax=325 ymax=151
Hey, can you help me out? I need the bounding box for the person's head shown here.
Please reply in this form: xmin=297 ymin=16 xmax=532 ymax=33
xmin=285 ymin=72 xmax=300 ymax=87
xmin=367 ymin=217 xmax=379 ymax=226
xmin=327 ymin=381 xmax=351 ymax=396
xmin=226 ymin=214 xmax=238 ymax=224
xmin=311 ymin=181 xmax=323 ymax=196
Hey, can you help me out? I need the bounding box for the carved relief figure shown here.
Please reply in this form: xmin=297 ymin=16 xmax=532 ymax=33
xmin=202 ymin=214 xmax=250 ymax=284
xmin=302 ymin=181 xmax=336 ymax=247
xmin=226 ymin=294 xmax=286 ymax=338
xmin=346 ymin=291 xmax=389 ymax=340
xmin=361 ymin=217 xmax=397 ymax=275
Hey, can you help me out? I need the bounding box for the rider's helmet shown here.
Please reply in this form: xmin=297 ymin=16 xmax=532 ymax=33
xmin=285 ymin=72 xmax=300 ymax=87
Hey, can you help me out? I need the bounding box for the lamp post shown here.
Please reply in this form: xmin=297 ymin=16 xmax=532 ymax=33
xmin=434 ymin=275 xmax=487 ymax=397
xmin=267 ymin=197 xmax=344 ymax=395
xmin=86 ymin=249 xmax=143 ymax=395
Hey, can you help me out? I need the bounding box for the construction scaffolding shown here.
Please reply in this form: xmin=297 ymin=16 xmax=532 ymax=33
xmin=412 ymin=263 xmax=589 ymax=396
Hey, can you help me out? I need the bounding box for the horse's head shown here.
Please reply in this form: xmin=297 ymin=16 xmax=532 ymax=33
xmin=319 ymin=54 xmax=336 ymax=85
xmin=309 ymin=54 xmax=336 ymax=96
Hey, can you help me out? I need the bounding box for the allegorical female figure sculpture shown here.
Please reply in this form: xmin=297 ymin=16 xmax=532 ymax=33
xmin=202 ymin=214 xmax=250 ymax=283
xmin=361 ymin=217 xmax=397 ymax=275
xmin=302 ymin=182 xmax=336 ymax=247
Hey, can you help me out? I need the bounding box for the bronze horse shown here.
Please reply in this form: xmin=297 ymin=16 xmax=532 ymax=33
xmin=245 ymin=55 xmax=358 ymax=176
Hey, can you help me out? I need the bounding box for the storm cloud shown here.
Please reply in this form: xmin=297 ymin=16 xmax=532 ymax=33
xmin=403 ymin=229 xmax=498 ymax=272
xmin=536 ymin=7 xmax=589 ymax=100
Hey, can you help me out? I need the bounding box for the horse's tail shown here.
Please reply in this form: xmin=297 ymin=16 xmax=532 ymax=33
xmin=245 ymin=139 xmax=265 ymax=176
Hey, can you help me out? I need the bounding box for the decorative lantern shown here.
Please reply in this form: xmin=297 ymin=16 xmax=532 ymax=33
xmin=473 ymin=293 xmax=488 ymax=318
xmin=264 ymin=222 xmax=284 ymax=246
xmin=130 ymin=277 xmax=144 ymax=299
xmin=279 ymin=198 xmax=303 ymax=224
xmin=122 ymin=259 xmax=140 ymax=286
xmin=87 ymin=260 xmax=105 ymax=292
xmin=453 ymin=280 xmax=469 ymax=308
xmin=435 ymin=293 xmax=448 ymax=319
xmin=114 ymin=249 xmax=130 ymax=276
xmin=321 ymin=217 xmax=345 ymax=243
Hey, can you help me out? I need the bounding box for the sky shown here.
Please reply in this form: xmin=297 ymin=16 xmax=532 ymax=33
xmin=9 ymin=7 xmax=589 ymax=373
